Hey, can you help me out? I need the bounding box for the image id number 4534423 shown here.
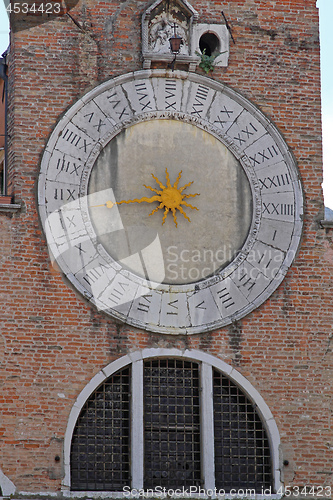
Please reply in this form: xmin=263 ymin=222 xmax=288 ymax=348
xmin=6 ymin=2 xmax=61 ymax=14
xmin=277 ymin=486 xmax=332 ymax=497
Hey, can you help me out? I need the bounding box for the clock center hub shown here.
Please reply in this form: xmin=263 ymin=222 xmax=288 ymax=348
xmin=161 ymin=186 xmax=183 ymax=209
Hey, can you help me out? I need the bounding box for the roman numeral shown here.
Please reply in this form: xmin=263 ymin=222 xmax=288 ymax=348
xmin=257 ymin=252 xmax=265 ymax=264
xmin=67 ymin=189 xmax=75 ymax=200
xmin=62 ymin=128 xmax=81 ymax=147
xmin=233 ymin=133 xmax=246 ymax=145
xmin=220 ymin=106 xmax=233 ymax=118
xmin=137 ymin=294 xmax=152 ymax=313
xmin=56 ymin=158 xmax=82 ymax=176
xmin=56 ymin=158 xmax=71 ymax=172
xmin=191 ymin=85 xmax=209 ymax=117
xmin=195 ymin=300 xmax=206 ymax=310
xmin=259 ymin=173 xmax=290 ymax=190
xmin=214 ymin=115 xmax=228 ymax=128
xmin=83 ymin=113 xmax=106 ymax=133
xmin=242 ymin=123 xmax=258 ymax=138
xmin=84 ymin=112 xmax=94 ymax=123
xmin=107 ymin=91 xmax=130 ymax=119
xmin=135 ymin=82 xmax=152 ymax=111
xmin=249 ymin=145 xmax=279 ymax=168
xmin=281 ymin=203 xmax=294 ymax=216
xmin=213 ymin=106 xmax=234 ymax=128
xmin=217 ymin=287 xmax=235 ymax=309
xmin=66 ymin=215 xmax=76 ymax=228
xmin=256 ymin=250 xmax=272 ymax=270
xmin=249 ymin=154 xmax=260 ymax=166
xmin=238 ymin=270 xmax=256 ymax=292
xmin=78 ymin=138 xmax=91 ymax=153
xmin=83 ymin=265 xmax=107 ymax=286
xmin=54 ymin=188 xmax=77 ymax=201
xmin=94 ymin=118 xmax=106 ymax=132
xmin=233 ymin=122 xmax=258 ymax=145
xmin=75 ymin=243 xmax=86 ymax=255
xmin=165 ymin=80 xmax=177 ymax=110
xmin=109 ymin=281 xmax=130 ymax=305
xmin=263 ymin=203 xmax=294 ymax=216
xmin=263 ymin=202 xmax=279 ymax=215
xmin=107 ymin=91 xmax=121 ymax=108
xmin=167 ymin=299 xmax=178 ymax=315
xmin=62 ymin=128 xmax=92 ymax=153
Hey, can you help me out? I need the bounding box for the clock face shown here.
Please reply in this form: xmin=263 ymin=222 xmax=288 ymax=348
xmin=38 ymin=70 xmax=303 ymax=335
xmin=87 ymin=119 xmax=253 ymax=285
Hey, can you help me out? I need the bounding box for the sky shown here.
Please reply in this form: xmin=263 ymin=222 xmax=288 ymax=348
xmin=0 ymin=0 xmax=332 ymax=208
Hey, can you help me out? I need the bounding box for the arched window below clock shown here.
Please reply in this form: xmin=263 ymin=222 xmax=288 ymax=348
xmin=63 ymin=350 xmax=281 ymax=495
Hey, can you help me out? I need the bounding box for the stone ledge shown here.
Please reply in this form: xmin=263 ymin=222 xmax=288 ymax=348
xmin=0 ymin=203 xmax=21 ymax=213
xmin=321 ymin=219 xmax=333 ymax=228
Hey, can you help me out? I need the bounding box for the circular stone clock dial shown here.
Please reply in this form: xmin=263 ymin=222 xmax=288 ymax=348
xmin=38 ymin=70 xmax=303 ymax=335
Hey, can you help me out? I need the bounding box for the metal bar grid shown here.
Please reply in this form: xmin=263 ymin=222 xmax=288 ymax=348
xmin=143 ymin=359 xmax=201 ymax=489
xmin=213 ymin=369 xmax=272 ymax=492
xmin=71 ymin=367 xmax=131 ymax=491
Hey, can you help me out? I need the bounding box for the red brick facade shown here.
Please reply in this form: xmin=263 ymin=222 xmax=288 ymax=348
xmin=0 ymin=0 xmax=332 ymax=495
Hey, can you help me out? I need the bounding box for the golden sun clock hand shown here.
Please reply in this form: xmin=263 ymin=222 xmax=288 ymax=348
xmin=92 ymin=168 xmax=200 ymax=227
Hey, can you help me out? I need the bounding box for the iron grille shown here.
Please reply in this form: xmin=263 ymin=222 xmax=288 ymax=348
xmin=213 ymin=369 xmax=272 ymax=492
xmin=143 ymin=359 xmax=201 ymax=489
xmin=71 ymin=367 xmax=131 ymax=491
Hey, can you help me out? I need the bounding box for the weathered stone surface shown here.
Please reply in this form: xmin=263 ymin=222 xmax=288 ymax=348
xmin=1 ymin=0 xmax=330 ymax=494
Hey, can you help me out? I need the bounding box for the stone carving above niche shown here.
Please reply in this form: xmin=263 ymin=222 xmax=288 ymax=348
xmin=149 ymin=18 xmax=189 ymax=55
xmin=142 ymin=0 xmax=230 ymax=71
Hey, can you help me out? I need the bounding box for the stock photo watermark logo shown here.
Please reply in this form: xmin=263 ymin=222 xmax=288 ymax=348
xmin=45 ymin=189 xmax=166 ymax=310
xmin=122 ymin=485 xmax=277 ymax=498
xmin=166 ymin=244 xmax=239 ymax=282
xmin=165 ymin=244 xmax=290 ymax=284
xmin=3 ymin=0 xmax=80 ymax=28
xmin=44 ymin=186 xmax=293 ymax=312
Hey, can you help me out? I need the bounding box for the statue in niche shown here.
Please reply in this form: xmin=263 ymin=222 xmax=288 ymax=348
xmin=148 ymin=18 xmax=189 ymax=54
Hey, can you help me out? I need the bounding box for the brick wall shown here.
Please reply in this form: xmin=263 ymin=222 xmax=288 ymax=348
xmin=0 ymin=0 xmax=332 ymax=493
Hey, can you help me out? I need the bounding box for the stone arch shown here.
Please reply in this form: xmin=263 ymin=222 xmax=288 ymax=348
xmin=62 ymin=349 xmax=281 ymax=495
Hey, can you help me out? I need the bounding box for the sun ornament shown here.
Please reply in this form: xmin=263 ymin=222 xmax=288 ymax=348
xmin=94 ymin=169 xmax=200 ymax=227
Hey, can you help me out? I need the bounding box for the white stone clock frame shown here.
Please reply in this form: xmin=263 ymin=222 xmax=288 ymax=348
xmin=38 ymin=70 xmax=303 ymax=335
